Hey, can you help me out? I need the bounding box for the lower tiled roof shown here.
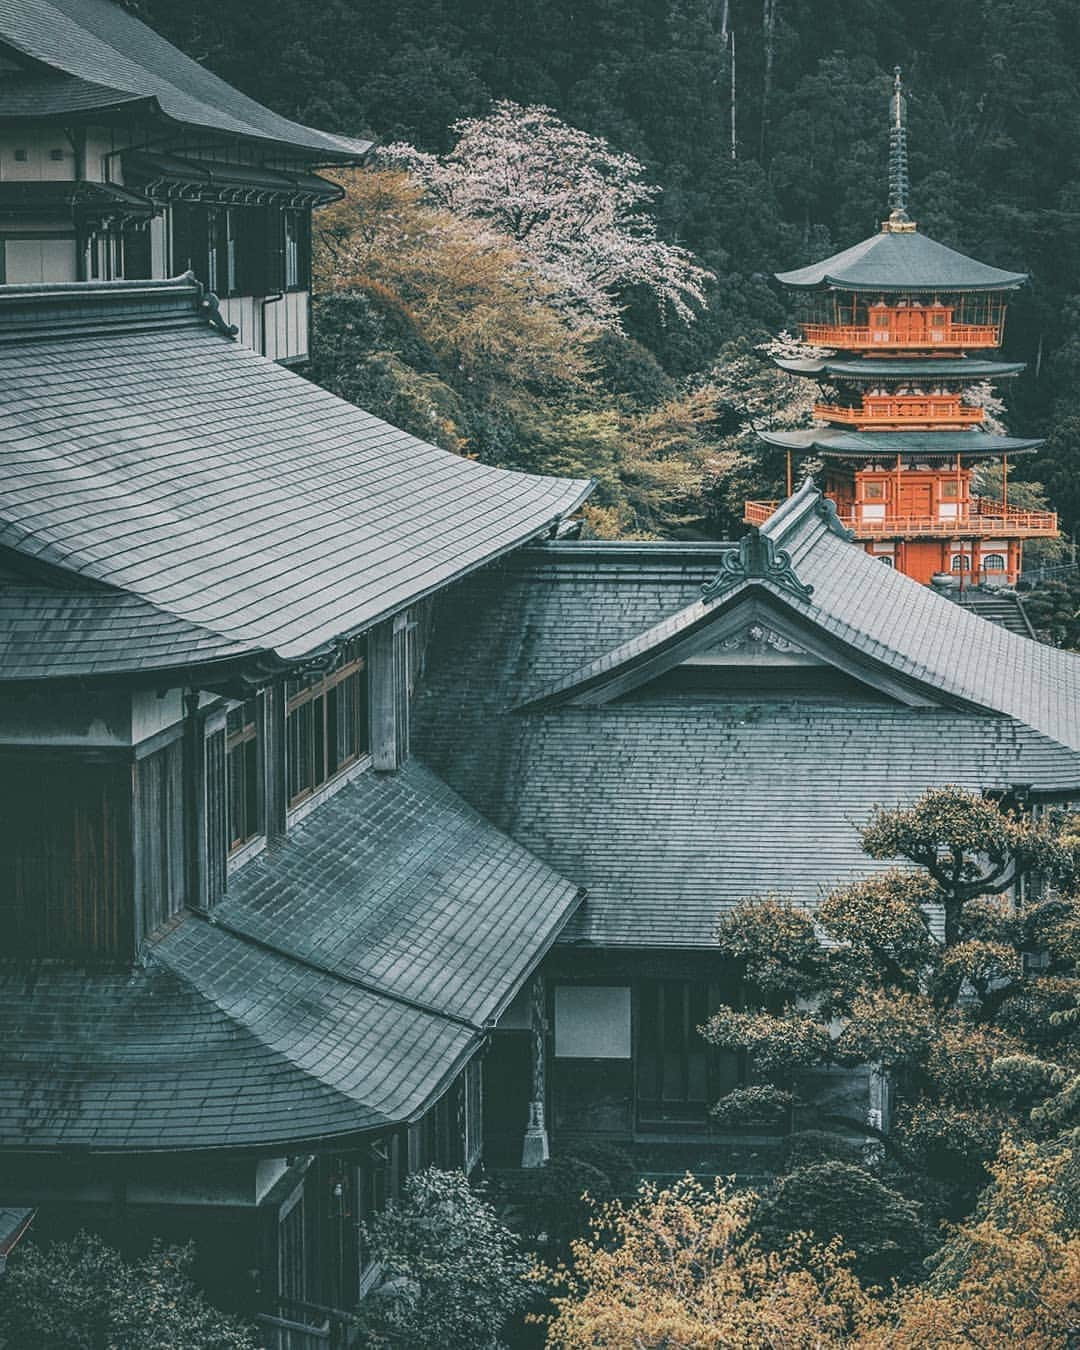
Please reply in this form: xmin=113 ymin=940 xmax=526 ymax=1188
xmin=0 ymin=762 xmax=579 ymax=1150
xmin=220 ymin=761 xmax=582 ymax=1026
xmin=413 ymin=548 xmax=1080 ymax=948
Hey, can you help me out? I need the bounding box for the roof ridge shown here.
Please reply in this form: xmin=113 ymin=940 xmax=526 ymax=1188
xmin=200 ymin=910 xmax=488 ymax=1033
xmin=146 ymin=933 xmax=400 ymax=1129
xmin=0 ymin=273 xmax=238 ymax=345
xmin=760 ymin=477 xmax=854 ymax=549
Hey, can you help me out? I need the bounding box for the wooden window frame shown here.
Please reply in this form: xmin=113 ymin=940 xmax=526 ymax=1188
xmin=226 ymin=698 xmax=263 ymax=854
xmin=283 ymin=210 xmax=310 ymax=292
xmin=286 ymin=645 xmax=369 ymax=809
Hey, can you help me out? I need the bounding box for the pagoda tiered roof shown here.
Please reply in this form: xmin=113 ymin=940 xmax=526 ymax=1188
xmin=775 ymin=356 xmax=1025 ymax=380
xmin=758 ymin=428 xmax=1042 ymax=459
xmin=776 ymin=229 xmax=1026 ymax=293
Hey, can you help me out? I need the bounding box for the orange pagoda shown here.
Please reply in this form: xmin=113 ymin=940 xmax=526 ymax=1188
xmin=748 ymin=70 xmax=1057 ymax=587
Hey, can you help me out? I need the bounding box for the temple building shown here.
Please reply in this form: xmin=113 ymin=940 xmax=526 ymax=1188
xmin=417 ymin=479 xmax=1080 ymax=1148
xmin=2 ymin=13 xmax=1079 ymax=1335
xmin=0 ymin=0 xmax=371 ymax=361
xmin=748 ymin=71 xmax=1057 ymax=587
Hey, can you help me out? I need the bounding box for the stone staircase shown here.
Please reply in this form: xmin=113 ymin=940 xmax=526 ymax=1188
xmin=941 ymin=587 xmax=1035 ymax=638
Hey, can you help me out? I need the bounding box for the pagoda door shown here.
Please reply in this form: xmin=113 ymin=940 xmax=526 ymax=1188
xmin=898 ymin=480 xmax=932 ymax=520
xmin=893 ymin=308 xmax=927 ymax=345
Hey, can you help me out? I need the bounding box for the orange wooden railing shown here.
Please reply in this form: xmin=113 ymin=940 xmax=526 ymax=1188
xmin=799 ymin=322 xmax=1002 ymax=349
xmin=813 ymin=400 xmax=985 ymax=427
xmin=743 ymin=499 xmax=1057 ymax=536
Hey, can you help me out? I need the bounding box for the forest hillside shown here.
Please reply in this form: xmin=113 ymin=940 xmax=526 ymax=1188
xmin=128 ymin=0 xmax=1080 ymax=538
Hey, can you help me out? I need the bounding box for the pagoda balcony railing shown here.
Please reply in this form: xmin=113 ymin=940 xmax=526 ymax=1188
xmin=813 ymin=400 xmax=985 ymax=428
xmin=744 ymin=498 xmax=1058 ymax=538
xmin=799 ymin=322 xmax=1002 ymax=350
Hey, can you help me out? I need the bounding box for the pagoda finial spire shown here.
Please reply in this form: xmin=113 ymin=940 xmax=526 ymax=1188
xmin=884 ymin=66 xmax=916 ymax=232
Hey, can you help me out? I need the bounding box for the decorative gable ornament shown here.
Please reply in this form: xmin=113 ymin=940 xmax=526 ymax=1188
xmin=701 ymin=531 xmax=814 ymax=604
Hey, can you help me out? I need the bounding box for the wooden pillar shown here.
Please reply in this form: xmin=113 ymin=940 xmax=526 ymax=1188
xmin=369 ymin=613 xmax=410 ymax=772
xmin=521 ymin=974 xmax=550 ymax=1168
xmin=894 ymin=453 xmax=902 ymax=522
xmin=265 ymin=680 xmax=287 ymax=842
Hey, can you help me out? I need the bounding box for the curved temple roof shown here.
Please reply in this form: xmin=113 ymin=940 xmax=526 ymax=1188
xmin=758 ymin=427 xmax=1042 ymax=459
xmin=775 ymin=357 xmax=1026 ymax=381
xmin=0 ymin=0 xmax=371 ymax=158
xmin=0 ymin=276 xmax=593 ymax=676
xmin=775 ymin=229 xmax=1027 ymax=293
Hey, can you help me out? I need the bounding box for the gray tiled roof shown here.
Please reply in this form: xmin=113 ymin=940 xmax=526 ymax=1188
xmin=775 ymin=229 xmax=1026 ymax=292
xmin=0 ymin=943 xmax=471 ymax=1150
xmin=220 ymin=761 xmax=582 ymax=1026
xmin=0 ymin=278 xmax=593 ymax=676
xmin=412 ymin=502 xmax=1080 ymax=948
xmin=764 ymin=483 xmax=1080 ymax=755
xmin=0 ymin=762 xmax=579 ymax=1149
xmin=759 ymin=428 xmax=1042 ymax=457
xmin=518 ymin=483 xmax=1080 ymax=755
xmin=0 ymin=68 xmax=144 ymax=119
xmin=0 ymin=0 xmax=371 ymax=158
xmin=0 ymin=584 xmax=249 ymax=680
xmin=775 ymin=357 xmax=1025 ymax=380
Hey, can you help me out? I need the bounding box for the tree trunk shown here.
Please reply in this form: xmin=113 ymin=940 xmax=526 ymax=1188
xmin=761 ymin=0 xmax=777 ymax=160
xmin=730 ymin=29 xmax=737 ymax=159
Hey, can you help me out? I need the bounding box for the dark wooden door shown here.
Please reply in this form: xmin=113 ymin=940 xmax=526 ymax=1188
xmin=636 ymin=981 xmax=739 ymax=1128
xmin=483 ymin=1032 xmax=532 ymax=1166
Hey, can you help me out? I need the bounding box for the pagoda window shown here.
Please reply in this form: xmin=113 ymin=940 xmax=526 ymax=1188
xmin=983 ymin=554 xmax=1006 ymax=571
xmin=878 ymin=556 xmax=895 ymax=567
xmin=863 ymin=481 xmax=886 ymax=500
xmin=226 ymin=697 xmax=263 ymax=854
xmin=951 ymin=555 xmax=972 ymax=571
xmin=286 ymin=639 xmax=370 ymax=808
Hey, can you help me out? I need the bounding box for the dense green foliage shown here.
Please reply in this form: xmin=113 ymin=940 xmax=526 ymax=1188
xmin=706 ymin=789 xmax=1080 ymax=1228
xmin=753 ymin=1161 xmax=929 ymax=1285
xmin=130 ymin=0 xmax=1080 ymax=535
xmin=355 ymin=1167 xmax=531 ymax=1350
xmin=0 ymin=1233 xmax=257 ymax=1350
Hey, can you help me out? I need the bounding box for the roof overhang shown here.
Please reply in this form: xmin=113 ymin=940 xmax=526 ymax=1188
xmin=124 ymin=151 xmax=345 ymax=206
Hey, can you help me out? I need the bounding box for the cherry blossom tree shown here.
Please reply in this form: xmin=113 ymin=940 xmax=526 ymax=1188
xmin=379 ymin=102 xmax=712 ymax=332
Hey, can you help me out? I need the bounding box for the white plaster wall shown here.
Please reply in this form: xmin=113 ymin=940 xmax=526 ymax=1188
xmin=218 ymin=294 xmax=262 ymax=352
xmin=131 ymin=688 xmax=185 ymax=744
xmin=4 ymin=236 xmax=77 ymax=282
xmin=0 ymin=129 xmax=75 ymax=181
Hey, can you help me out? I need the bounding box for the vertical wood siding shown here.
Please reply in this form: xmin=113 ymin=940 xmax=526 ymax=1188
xmin=133 ymin=737 xmax=185 ymax=944
xmin=205 ymin=727 xmax=228 ymax=905
xmin=0 ymin=753 xmax=133 ymax=959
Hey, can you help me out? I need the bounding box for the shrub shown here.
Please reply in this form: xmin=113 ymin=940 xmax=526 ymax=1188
xmin=753 ymin=1162 xmax=929 ymax=1286
xmin=0 ymin=1231 xmax=256 ymax=1350
xmin=356 ymin=1167 xmax=530 ymax=1350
